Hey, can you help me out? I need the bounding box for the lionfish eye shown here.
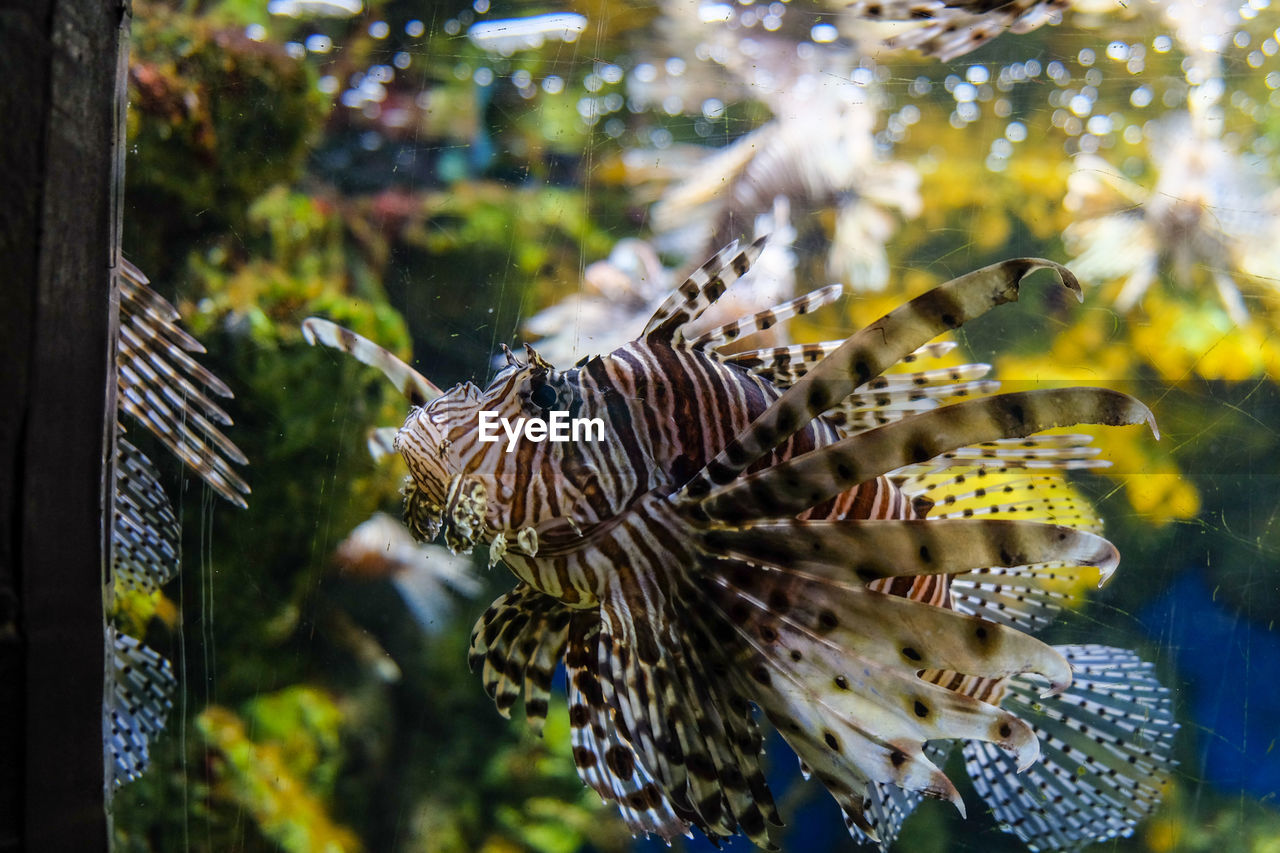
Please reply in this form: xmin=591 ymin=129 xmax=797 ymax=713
xmin=529 ymin=381 xmax=558 ymax=409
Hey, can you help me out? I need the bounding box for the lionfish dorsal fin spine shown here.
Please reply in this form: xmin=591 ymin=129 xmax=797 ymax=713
xmin=640 ymin=236 xmax=766 ymax=344
xmin=689 ymin=283 xmax=845 ymax=351
xmin=677 ymin=259 xmax=1083 ymax=502
xmin=302 ymin=317 xmax=442 ymax=407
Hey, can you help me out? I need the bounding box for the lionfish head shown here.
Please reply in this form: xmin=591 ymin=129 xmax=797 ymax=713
xmin=396 ymin=344 xmax=577 ymax=553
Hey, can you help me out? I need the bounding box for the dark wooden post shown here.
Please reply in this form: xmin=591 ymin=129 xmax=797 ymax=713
xmin=0 ymin=0 xmax=129 ymax=849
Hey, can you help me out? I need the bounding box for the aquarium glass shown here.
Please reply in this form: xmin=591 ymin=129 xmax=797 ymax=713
xmin=109 ymin=0 xmax=1280 ymax=851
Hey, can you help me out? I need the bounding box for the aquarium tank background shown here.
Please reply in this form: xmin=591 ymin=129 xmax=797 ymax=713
xmin=108 ymin=0 xmax=1280 ymax=850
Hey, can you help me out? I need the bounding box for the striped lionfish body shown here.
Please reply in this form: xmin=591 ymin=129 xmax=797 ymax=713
xmin=305 ymin=241 xmax=1175 ymax=850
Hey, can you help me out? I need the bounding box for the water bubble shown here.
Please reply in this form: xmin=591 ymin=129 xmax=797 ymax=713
xmin=601 ymin=64 xmax=624 ymax=84
xmin=1106 ymin=41 xmax=1130 ymax=61
xmin=633 ymin=63 xmax=658 ymax=83
xmin=1266 ymin=70 xmax=1280 ymax=89
xmin=1248 ymin=50 xmax=1265 ymax=67
xmin=1123 ymin=124 xmax=1143 ymax=144
xmin=909 ymin=76 xmax=932 ymax=97
xmin=1130 ymin=85 xmax=1153 ymax=107
xmin=318 ymin=75 xmax=339 ymax=94
xmin=603 ymin=93 xmax=624 ymax=112
xmin=811 ymin=22 xmax=838 ymax=42
xmin=1153 ymin=34 xmax=1172 ymax=52
xmin=512 ymin=69 xmax=532 ymax=88
xmin=966 ymin=65 xmax=989 ymax=84
xmin=605 ymin=118 xmax=625 ymax=138
xmin=1069 ymin=93 xmax=1093 ymax=116
xmin=406 ymin=19 xmax=425 ymax=37
xmin=444 ymin=19 xmax=461 ymax=35
xmin=702 ymin=97 xmax=725 ymax=118
xmin=1005 ymin=121 xmax=1027 ymax=142
xmin=584 ymin=73 xmax=603 ymax=92
xmin=699 ymin=2 xmax=734 ymax=22
xmin=650 ymin=127 xmax=674 ymax=149
xmin=1077 ymin=48 xmax=1095 ymax=66
xmin=662 ymin=95 xmax=684 ymax=115
xmin=1086 ymin=114 xmax=1112 ymax=134
xmin=666 ymin=57 xmax=687 ymax=77
xmin=393 ymin=51 xmax=411 ymax=69
xmin=369 ymin=20 xmax=389 ymax=38
xmin=473 ymin=0 xmax=490 ymax=12
xmin=991 ymin=137 xmax=1013 ymax=157
xmin=542 ymin=75 xmax=565 ymax=94
xmin=954 ymin=82 xmax=978 ymax=102
xmin=474 ymin=66 xmax=494 ymax=86
xmin=246 ymin=23 xmax=267 ymax=42
xmin=284 ymin=41 xmax=306 ymax=59
xmin=305 ymin=34 xmax=332 ymax=53
xmin=1024 ymin=59 xmax=1042 ymax=76
xmin=1235 ymin=31 xmax=1251 ymax=48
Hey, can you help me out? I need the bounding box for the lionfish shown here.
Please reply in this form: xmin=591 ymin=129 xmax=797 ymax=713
xmin=108 ymin=260 xmax=249 ymax=787
xmin=304 ymin=242 xmax=1176 ymax=850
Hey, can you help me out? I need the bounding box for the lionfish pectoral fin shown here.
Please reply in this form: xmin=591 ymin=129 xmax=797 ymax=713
xmin=678 ymin=259 xmax=1083 ymax=500
xmin=693 ymin=387 xmax=1155 ymax=524
xmin=594 ymin=590 xmax=781 ymax=847
xmin=468 ymin=583 xmax=570 ymax=732
xmin=698 ymin=518 xmax=1118 ymax=585
xmin=301 ymin=317 xmax=442 ymax=407
xmin=963 ymin=645 xmax=1178 ymax=851
xmin=561 ymin=612 xmax=696 ymax=843
xmin=844 ymin=742 xmax=951 ymax=850
xmin=641 ymin=237 xmax=766 ymax=344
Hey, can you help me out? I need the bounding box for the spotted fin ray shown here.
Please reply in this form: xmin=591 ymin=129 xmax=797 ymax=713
xmin=679 ymin=259 xmax=1090 ymax=502
xmin=689 ymin=284 xmax=845 ymax=351
xmin=468 ymin=583 xmax=570 ymax=736
xmin=694 ymin=388 xmax=1155 ymax=524
xmin=641 ymin=237 xmax=766 ymax=344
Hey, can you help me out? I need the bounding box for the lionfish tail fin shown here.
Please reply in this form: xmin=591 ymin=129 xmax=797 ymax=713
xmin=113 ymin=436 xmax=181 ymax=592
xmin=107 ymin=628 xmax=176 ymax=787
xmin=678 ymin=259 xmax=1083 ymax=502
xmin=693 ymin=388 xmax=1154 ymax=525
xmin=301 ymin=317 xmax=442 ymax=407
xmin=641 ymin=236 xmax=767 ymax=344
xmin=963 ymin=644 xmax=1177 ymax=851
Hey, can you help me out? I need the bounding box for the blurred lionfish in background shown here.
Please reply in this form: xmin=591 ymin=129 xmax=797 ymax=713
xmin=304 ymin=242 xmax=1176 ymax=850
xmin=107 ymin=260 xmax=249 ymax=787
